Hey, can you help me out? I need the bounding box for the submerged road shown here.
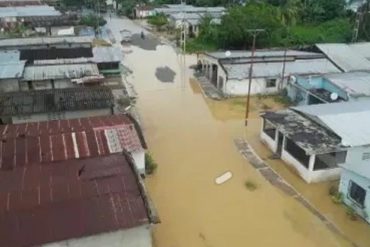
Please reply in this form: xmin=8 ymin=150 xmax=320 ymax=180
xmin=106 ymin=16 xmax=352 ymax=247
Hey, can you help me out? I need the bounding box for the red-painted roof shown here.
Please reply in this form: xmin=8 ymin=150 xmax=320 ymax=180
xmin=0 ymin=154 xmax=150 ymax=247
xmin=0 ymin=115 xmax=144 ymax=170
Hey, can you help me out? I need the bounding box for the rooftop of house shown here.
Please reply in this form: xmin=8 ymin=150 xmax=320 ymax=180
xmin=323 ymin=71 xmax=370 ymax=98
xmin=0 ymin=0 xmax=42 ymax=7
xmin=0 ymin=50 xmax=25 ymax=79
xmin=292 ymin=100 xmax=370 ymax=147
xmin=22 ymin=63 xmax=100 ymax=81
xmin=261 ymin=110 xmax=343 ymax=155
xmin=0 ymin=87 xmax=114 ymax=116
xmin=0 ymin=114 xmax=145 ymax=170
xmin=155 ymin=5 xmax=225 ymax=14
xmin=316 ymin=42 xmax=370 ymax=72
xmin=0 ymin=36 xmax=93 ymax=48
xmin=0 ymin=5 xmax=60 ymax=18
xmin=204 ymin=49 xmax=322 ymax=60
xmin=0 ymin=154 xmax=151 ymax=247
xmin=222 ymin=57 xmax=340 ymax=79
xmin=340 ymin=161 xmax=370 ymax=180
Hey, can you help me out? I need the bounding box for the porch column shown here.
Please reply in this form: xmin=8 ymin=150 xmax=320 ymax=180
xmin=308 ymin=154 xmax=315 ymax=171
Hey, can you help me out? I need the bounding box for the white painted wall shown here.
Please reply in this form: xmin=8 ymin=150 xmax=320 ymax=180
xmin=0 ymin=78 xmax=19 ymax=92
xmin=43 ymin=224 xmax=152 ymax=247
xmin=132 ymin=150 xmax=145 ymax=175
xmin=281 ymin=149 xmax=314 ymax=183
xmin=310 ymin=167 xmax=341 ymax=183
xmin=339 ymin=169 xmax=370 ymax=223
xmin=11 ymin=109 xmax=111 ymax=124
xmin=345 ymin=146 xmax=370 ymax=165
xmin=225 ymin=78 xmax=282 ymax=96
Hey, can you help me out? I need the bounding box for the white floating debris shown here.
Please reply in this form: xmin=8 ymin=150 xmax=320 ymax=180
xmin=215 ymin=171 xmax=232 ymax=185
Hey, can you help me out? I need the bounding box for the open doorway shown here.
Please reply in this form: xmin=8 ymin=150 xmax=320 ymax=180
xmin=276 ymin=132 xmax=284 ymax=156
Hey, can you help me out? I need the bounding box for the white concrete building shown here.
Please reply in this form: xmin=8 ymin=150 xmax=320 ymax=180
xmin=135 ymin=5 xmax=155 ymax=18
xmin=260 ymin=100 xmax=370 ymax=183
xmin=198 ymin=50 xmax=340 ymax=96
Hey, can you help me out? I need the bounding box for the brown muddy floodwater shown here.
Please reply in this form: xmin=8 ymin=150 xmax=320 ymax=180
xmin=109 ymin=17 xmax=356 ymax=247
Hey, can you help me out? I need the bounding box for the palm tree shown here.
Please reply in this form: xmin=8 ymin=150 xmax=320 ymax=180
xmin=277 ymin=0 xmax=301 ymax=26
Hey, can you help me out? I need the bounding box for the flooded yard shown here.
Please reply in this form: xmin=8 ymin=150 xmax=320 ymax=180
xmin=105 ymin=15 xmax=368 ymax=247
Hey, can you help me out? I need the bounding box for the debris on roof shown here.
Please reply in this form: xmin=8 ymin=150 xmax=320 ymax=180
xmin=261 ymin=110 xmax=343 ymax=155
xmin=22 ymin=63 xmax=100 ymax=81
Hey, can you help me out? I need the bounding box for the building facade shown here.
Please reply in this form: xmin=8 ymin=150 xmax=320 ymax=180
xmin=260 ymin=101 xmax=370 ymax=183
xmin=198 ymin=50 xmax=340 ymax=97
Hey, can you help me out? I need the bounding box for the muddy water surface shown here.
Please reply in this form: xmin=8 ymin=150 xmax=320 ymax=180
xmin=106 ymin=16 xmax=354 ymax=247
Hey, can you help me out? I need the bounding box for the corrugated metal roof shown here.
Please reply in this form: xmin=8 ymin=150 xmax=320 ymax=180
xmin=0 ymin=49 xmax=19 ymax=62
xmin=223 ymin=58 xmax=340 ymax=79
xmin=292 ymin=100 xmax=370 ymax=147
xmin=0 ymin=5 xmax=60 ymax=18
xmin=316 ymin=43 xmax=370 ymax=72
xmin=0 ymin=154 xmax=150 ymax=247
xmin=0 ymin=87 xmax=113 ymax=115
xmin=0 ymin=61 xmax=24 ymax=79
xmin=324 ymin=71 xmax=370 ymax=97
xmin=206 ymin=49 xmax=320 ymax=59
xmin=0 ymin=36 xmax=93 ymax=48
xmin=22 ymin=63 xmax=99 ymax=81
xmin=92 ymin=46 xmax=123 ymax=63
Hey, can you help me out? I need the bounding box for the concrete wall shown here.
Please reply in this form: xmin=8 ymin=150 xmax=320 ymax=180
xmin=43 ymin=224 xmax=152 ymax=247
xmin=0 ymin=78 xmax=19 ymax=92
xmin=224 ymin=78 xmax=281 ymax=96
xmin=281 ymin=148 xmax=314 ymax=183
xmin=19 ymin=79 xmax=78 ymax=91
xmin=11 ymin=108 xmax=111 ymax=124
xmin=132 ymin=150 xmax=145 ymax=175
xmin=339 ymin=169 xmax=370 ymax=223
xmin=345 ymin=146 xmax=370 ymax=165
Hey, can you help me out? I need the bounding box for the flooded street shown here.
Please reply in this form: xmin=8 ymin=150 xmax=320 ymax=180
xmin=106 ymin=16 xmax=355 ymax=247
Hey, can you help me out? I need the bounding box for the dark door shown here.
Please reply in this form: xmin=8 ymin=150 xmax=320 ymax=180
xmin=277 ymin=132 xmax=284 ymax=155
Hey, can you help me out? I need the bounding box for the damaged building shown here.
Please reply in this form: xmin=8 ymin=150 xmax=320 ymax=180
xmin=260 ymin=100 xmax=370 ymax=183
xmin=198 ymin=50 xmax=340 ymax=96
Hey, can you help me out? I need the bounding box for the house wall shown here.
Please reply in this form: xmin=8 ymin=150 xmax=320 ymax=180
xmin=11 ymin=108 xmax=111 ymax=124
xmin=0 ymin=78 xmax=19 ymax=92
xmin=225 ymin=77 xmax=283 ymax=96
xmin=42 ymin=224 xmax=152 ymax=247
xmin=345 ymin=146 xmax=370 ymax=165
xmin=132 ymin=150 xmax=145 ymax=175
xmin=281 ymin=148 xmax=315 ymax=183
xmin=339 ymin=169 xmax=370 ymax=224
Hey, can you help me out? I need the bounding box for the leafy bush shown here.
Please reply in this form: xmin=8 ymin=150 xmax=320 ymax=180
xmin=148 ymin=14 xmax=168 ymax=30
xmin=245 ymin=180 xmax=258 ymax=191
xmin=80 ymin=14 xmax=107 ymax=30
xmin=145 ymin=153 xmax=158 ymax=174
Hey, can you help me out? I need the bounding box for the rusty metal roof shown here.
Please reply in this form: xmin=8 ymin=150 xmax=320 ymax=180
xmin=0 ymin=154 xmax=150 ymax=247
xmin=0 ymin=115 xmax=144 ymax=170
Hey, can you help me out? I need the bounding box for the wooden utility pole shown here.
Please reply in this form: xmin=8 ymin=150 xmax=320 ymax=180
xmin=245 ymin=29 xmax=264 ymax=126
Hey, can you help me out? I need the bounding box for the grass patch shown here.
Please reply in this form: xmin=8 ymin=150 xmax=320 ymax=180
xmin=244 ymin=180 xmax=257 ymax=191
xmin=145 ymin=153 xmax=158 ymax=175
xmin=186 ymin=38 xmax=217 ymax=54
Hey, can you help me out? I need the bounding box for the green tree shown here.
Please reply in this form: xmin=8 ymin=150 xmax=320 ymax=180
xmin=301 ymin=0 xmax=346 ymax=22
xmin=217 ymin=3 xmax=283 ymax=48
xmin=148 ymin=13 xmax=168 ymax=30
xmin=276 ymin=0 xmax=301 ymax=25
xmin=80 ymin=14 xmax=107 ymax=31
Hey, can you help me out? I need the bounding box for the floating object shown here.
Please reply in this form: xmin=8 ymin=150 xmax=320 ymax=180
xmin=215 ymin=171 xmax=232 ymax=185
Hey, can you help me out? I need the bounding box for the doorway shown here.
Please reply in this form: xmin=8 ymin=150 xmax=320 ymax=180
xmin=276 ymin=132 xmax=284 ymax=156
